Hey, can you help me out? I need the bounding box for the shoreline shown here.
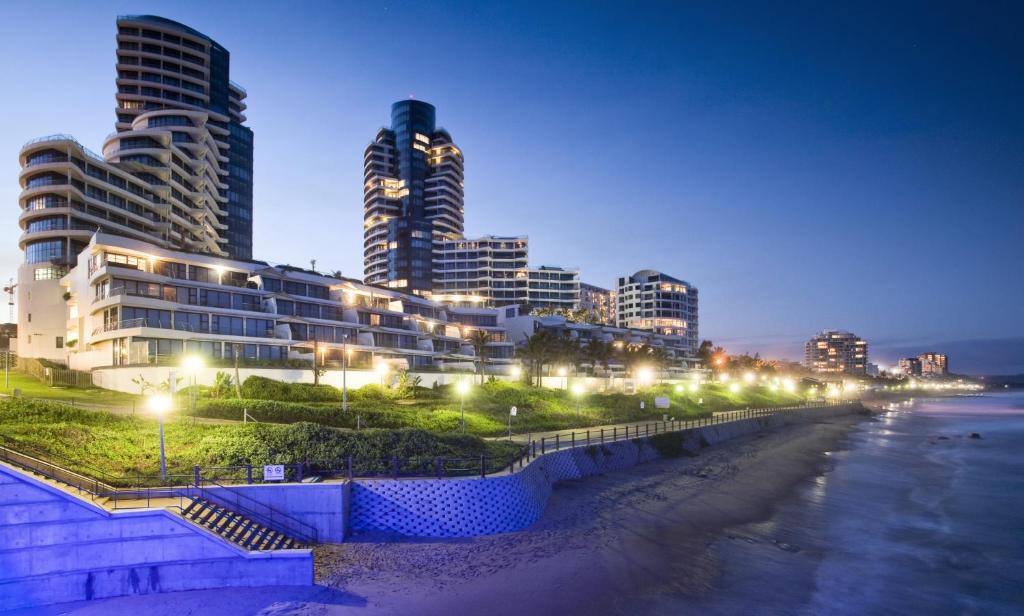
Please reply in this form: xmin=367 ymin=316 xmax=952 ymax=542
xmin=26 ymin=407 xmax=872 ymax=615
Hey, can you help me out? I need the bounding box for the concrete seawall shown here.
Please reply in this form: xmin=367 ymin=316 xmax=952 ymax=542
xmin=0 ymin=463 xmax=313 ymax=611
xmin=350 ymin=403 xmax=863 ymax=538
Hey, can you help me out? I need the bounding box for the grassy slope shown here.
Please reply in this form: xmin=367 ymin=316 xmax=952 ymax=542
xmin=1 ymin=371 xmax=140 ymax=407
xmin=191 ymin=380 xmax=808 ymax=436
xmin=0 ymin=398 xmax=521 ymax=485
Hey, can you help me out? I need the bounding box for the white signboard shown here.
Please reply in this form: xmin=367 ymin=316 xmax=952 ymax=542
xmin=263 ymin=464 xmax=285 ymax=481
xmin=655 ymin=397 xmax=670 ymax=409
xmin=510 ymin=406 xmax=518 ymax=416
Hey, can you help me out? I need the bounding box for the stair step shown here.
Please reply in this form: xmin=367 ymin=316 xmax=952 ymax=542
xmin=176 ymin=497 xmax=304 ymax=552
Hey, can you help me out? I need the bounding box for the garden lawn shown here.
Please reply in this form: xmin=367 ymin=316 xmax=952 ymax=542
xmin=0 ymin=398 xmax=522 ymax=486
xmin=2 ymin=370 xmax=140 ymax=408
xmin=188 ymin=379 xmax=809 ymax=437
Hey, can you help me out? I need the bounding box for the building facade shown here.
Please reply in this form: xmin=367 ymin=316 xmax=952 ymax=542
xmin=59 ymin=234 xmax=512 ymax=373
xmin=579 ymin=282 xmax=615 ymax=324
xmin=919 ymin=352 xmax=949 ymax=376
xmin=17 ymin=16 xmax=254 ymax=361
xmin=526 ymin=266 xmax=580 ymax=311
xmin=615 ymin=270 xmax=698 ymax=354
xmin=115 ymin=15 xmax=253 ymax=260
xmin=804 ymin=330 xmax=869 ymax=375
xmin=431 ymin=237 xmax=580 ymax=311
xmin=363 ymin=100 xmax=464 ymax=293
xmin=500 ymin=312 xmax=700 ymax=374
xmin=898 ymin=357 xmax=922 ymax=376
xmin=432 ymin=236 xmax=528 ymax=306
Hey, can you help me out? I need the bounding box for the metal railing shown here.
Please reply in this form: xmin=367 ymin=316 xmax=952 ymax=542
xmin=526 ymin=402 xmax=845 ymax=457
xmin=0 ymin=434 xmax=316 ymax=545
xmin=1 ymin=401 xmax=851 ymax=492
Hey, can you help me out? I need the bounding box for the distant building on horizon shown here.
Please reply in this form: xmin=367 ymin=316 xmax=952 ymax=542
xmin=363 ymin=100 xmax=464 ymax=294
xmin=898 ymin=357 xmax=923 ymax=376
xmin=919 ymin=352 xmax=949 ymax=376
xmin=804 ymin=330 xmax=868 ymax=376
xmin=615 ymin=270 xmax=698 ymax=355
xmin=579 ymin=282 xmax=616 ymax=324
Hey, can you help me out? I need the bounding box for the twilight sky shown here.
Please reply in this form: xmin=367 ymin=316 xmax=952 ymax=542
xmin=1 ymin=1 xmax=1022 ymax=374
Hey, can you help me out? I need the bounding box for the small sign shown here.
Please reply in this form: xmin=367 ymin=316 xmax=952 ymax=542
xmin=655 ymin=397 xmax=670 ymax=409
xmin=640 ymin=401 xmax=645 ymax=409
xmin=510 ymin=406 xmax=518 ymax=416
xmin=263 ymin=464 xmax=285 ymax=481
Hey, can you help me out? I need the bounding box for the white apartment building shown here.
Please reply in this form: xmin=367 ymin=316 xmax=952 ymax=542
xmin=50 ymin=234 xmax=512 ymax=373
xmin=615 ymin=270 xmax=699 ymax=355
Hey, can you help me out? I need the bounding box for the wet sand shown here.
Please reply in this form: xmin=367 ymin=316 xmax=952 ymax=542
xmin=23 ymin=410 xmax=868 ymax=616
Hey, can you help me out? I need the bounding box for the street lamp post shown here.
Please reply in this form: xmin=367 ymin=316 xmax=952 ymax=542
xmin=148 ymin=394 xmax=172 ymax=481
xmin=557 ymin=366 xmax=568 ymax=390
xmin=457 ymin=380 xmax=470 ymax=434
xmin=376 ymin=362 xmax=390 ymax=387
xmin=342 ymin=334 xmax=349 ymax=412
xmin=571 ymin=382 xmax=585 ymax=418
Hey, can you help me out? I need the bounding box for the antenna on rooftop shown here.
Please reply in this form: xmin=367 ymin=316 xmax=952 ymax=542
xmin=310 ymin=259 xmax=317 ymax=273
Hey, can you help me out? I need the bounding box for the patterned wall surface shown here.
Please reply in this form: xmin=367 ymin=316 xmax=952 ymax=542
xmin=351 ymin=404 xmax=859 ymax=537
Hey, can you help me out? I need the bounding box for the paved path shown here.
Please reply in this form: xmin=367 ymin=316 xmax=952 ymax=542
xmin=497 ymin=405 xmax=832 ymax=448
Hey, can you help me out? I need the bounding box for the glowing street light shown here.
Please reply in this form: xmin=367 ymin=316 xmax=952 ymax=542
xmin=571 ymin=382 xmax=585 ymax=417
xmin=688 ymin=382 xmax=700 ymax=393
xmin=743 ymin=371 xmax=755 ymax=384
xmin=375 ymin=362 xmax=390 ymax=387
xmin=674 ymin=384 xmax=684 ymax=393
xmin=510 ymin=365 xmax=522 ymax=380
xmin=637 ymin=367 xmax=653 ymax=385
xmin=782 ymin=377 xmax=796 ymax=392
xmin=456 ymin=380 xmax=471 ymax=433
xmin=720 ymin=372 xmax=731 ymax=383
xmin=557 ymin=366 xmax=568 ymax=389
xmin=147 ymin=394 xmax=172 ymax=481
xmin=729 ymin=382 xmax=741 ymax=394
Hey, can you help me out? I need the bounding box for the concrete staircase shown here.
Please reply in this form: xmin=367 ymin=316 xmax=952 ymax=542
xmin=0 ymin=462 xmax=312 ymax=611
xmin=182 ymin=497 xmax=305 ymax=551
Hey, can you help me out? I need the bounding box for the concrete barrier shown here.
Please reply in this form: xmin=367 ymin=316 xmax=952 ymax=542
xmin=350 ymin=403 xmax=862 ymax=538
xmin=0 ymin=463 xmax=312 ymax=611
xmin=204 ymin=482 xmax=348 ymax=544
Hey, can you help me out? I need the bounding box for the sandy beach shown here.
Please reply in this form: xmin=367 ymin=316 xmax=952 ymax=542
xmin=24 ymin=410 xmax=868 ymax=616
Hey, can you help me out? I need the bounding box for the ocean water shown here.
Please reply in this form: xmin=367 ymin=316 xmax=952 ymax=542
xmin=667 ymin=391 xmax=1024 ymax=615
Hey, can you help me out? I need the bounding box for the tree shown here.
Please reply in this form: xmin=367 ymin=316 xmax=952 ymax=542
xmin=517 ymin=329 xmax=559 ymax=386
xmin=555 ymin=336 xmax=584 ymax=376
xmin=586 ymin=341 xmax=615 ymax=375
xmin=468 ymin=329 xmax=491 ymax=384
xmin=697 ymin=340 xmax=714 ymax=364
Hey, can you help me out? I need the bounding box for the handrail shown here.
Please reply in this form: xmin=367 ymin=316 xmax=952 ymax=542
xmin=192 ymin=476 xmax=318 ymax=544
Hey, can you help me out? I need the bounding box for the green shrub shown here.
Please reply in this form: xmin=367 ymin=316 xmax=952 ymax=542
xmin=240 ymin=375 xmax=341 ymax=402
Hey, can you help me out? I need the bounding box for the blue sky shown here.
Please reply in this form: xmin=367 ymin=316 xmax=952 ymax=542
xmin=1 ymin=1 xmax=1021 ymax=373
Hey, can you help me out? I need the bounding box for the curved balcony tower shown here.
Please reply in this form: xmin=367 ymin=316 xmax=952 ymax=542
xmin=363 ymin=100 xmax=465 ymax=294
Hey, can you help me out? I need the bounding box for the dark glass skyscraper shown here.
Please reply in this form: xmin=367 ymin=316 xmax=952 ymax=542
xmin=114 ymin=15 xmax=254 ymax=259
xmin=364 ymin=100 xmax=464 ymax=293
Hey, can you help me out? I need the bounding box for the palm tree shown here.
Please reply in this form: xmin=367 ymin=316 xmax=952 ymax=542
xmin=517 ymin=329 xmax=558 ymax=386
xmin=468 ymin=329 xmax=491 ymax=384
